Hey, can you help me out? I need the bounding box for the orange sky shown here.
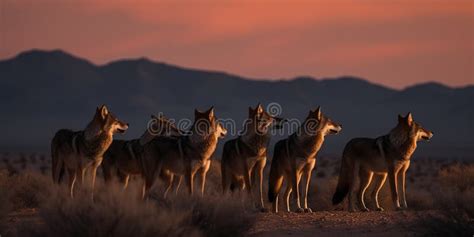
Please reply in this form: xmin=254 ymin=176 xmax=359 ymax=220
xmin=0 ymin=0 xmax=472 ymax=88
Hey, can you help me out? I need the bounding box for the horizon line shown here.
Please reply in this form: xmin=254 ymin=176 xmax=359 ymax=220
xmin=2 ymin=48 xmax=473 ymax=91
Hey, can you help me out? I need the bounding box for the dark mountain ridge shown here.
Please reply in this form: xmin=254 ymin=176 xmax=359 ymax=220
xmin=1 ymin=49 xmax=472 ymax=158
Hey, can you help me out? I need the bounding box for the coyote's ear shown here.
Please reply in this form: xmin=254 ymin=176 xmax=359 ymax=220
xmin=208 ymin=107 xmax=215 ymax=119
xmin=100 ymin=105 xmax=108 ymax=119
xmin=315 ymin=106 xmax=322 ymax=120
xmin=406 ymin=112 xmax=413 ymax=126
xmin=256 ymin=103 xmax=263 ymax=114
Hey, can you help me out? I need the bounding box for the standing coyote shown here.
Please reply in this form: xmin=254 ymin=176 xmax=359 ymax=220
xmin=102 ymin=114 xmax=182 ymax=198
xmin=150 ymin=107 xmax=227 ymax=196
xmin=268 ymin=107 xmax=342 ymax=213
xmin=221 ymin=103 xmax=285 ymax=211
xmin=332 ymin=113 xmax=433 ymax=211
xmin=51 ymin=105 xmax=129 ymax=198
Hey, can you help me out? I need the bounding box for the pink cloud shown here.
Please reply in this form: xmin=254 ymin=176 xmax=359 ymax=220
xmin=1 ymin=0 xmax=472 ymax=88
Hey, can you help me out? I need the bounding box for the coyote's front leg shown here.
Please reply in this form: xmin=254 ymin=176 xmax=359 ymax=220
xmin=400 ymin=161 xmax=410 ymax=209
xmin=90 ymin=159 xmax=102 ymax=201
xmin=302 ymin=161 xmax=315 ymax=213
xmin=257 ymin=158 xmax=267 ymax=211
xmin=292 ymin=168 xmax=304 ymax=213
xmin=388 ymin=165 xmax=401 ymax=210
xmin=200 ymin=160 xmax=211 ymax=196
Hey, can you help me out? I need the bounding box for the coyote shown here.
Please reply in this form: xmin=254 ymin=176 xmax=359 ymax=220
xmin=150 ymin=107 xmax=227 ymax=197
xmin=332 ymin=113 xmax=433 ymax=211
xmin=268 ymin=107 xmax=342 ymax=213
xmin=221 ymin=103 xmax=285 ymax=210
xmin=51 ymin=105 xmax=128 ymax=198
xmin=102 ymin=114 xmax=182 ymax=198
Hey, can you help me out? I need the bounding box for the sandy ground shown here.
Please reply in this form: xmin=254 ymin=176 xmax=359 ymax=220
xmin=4 ymin=208 xmax=443 ymax=237
xmin=3 ymin=208 xmax=43 ymax=236
xmin=247 ymin=210 xmax=443 ymax=237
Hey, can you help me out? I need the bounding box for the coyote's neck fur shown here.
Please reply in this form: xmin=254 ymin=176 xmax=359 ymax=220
xmin=388 ymin=125 xmax=417 ymax=160
xmin=78 ymin=118 xmax=113 ymax=158
xmin=292 ymin=131 xmax=325 ymax=159
xmin=240 ymin=129 xmax=271 ymax=157
xmin=188 ymin=132 xmax=219 ymax=160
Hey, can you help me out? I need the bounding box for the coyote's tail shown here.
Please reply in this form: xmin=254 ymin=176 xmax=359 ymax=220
xmin=51 ymin=136 xmax=64 ymax=184
xmin=332 ymin=149 xmax=355 ymax=205
xmin=268 ymin=140 xmax=285 ymax=202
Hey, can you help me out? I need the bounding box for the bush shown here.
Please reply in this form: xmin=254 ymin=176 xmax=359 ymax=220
xmin=420 ymin=163 xmax=474 ymax=236
xmin=0 ymin=170 xmax=12 ymax=230
xmin=421 ymin=208 xmax=474 ymax=237
xmin=310 ymin=176 xmax=338 ymax=211
xmin=7 ymin=172 xmax=52 ymax=210
xmin=406 ymin=188 xmax=434 ymax=210
xmin=27 ymin=183 xmax=256 ymax=237
xmin=436 ymin=163 xmax=474 ymax=217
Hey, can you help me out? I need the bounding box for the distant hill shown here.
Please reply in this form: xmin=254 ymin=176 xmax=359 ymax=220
xmin=1 ymin=49 xmax=472 ymax=158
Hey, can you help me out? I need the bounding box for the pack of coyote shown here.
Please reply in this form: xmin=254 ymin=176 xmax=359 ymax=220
xmin=51 ymin=104 xmax=433 ymax=213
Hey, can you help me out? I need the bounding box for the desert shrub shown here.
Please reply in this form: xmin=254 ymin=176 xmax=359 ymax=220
xmin=406 ymin=188 xmax=434 ymax=210
xmin=36 ymin=189 xmax=189 ymax=237
xmin=24 ymin=181 xmax=255 ymax=237
xmin=6 ymin=172 xmax=52 ymax=210
xmin=202 ymin=160 xmax=222 ymax=194
xmin=420 ymin=163 xmax=474 ymax=236
xmin=0 ymin=170 xmax=12 ymax=230
xmin=435 ymin=163 xmax=474 ymax=216
xmin=174 ymin=194 xmax=256 ymax=237
xmin=310 ymin=176 xmax=338 ymax=211
xmin=39 ymin=165 xmax=49 ymax=175
xmin=438 ymin=163 xmax=474 ymax=193
xmin=6 ymin=163 xmax=19 ymax=176
xmin=331 ymin=162 xmax=341 ymax=176
xmin=421 ymin=207 xmax=474 ymax=237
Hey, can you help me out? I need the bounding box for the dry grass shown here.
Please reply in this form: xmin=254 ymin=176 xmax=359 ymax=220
xmin=420 ymin=163 xmax=474 ymax=236
xmin=1 ymin=158 xmax=256 ymax=237
xmin=406 ymin=189 xmax=434 ymax=210
xmin=0 ymin=170 xmax=12 ymax=230
xmin=1 ymin=153 xmax=473 ymax=236
xmin=27 ymin=187 xmax=255 ymax=237
xmin=438 ymin=164 xmax=474 ymax=212
xmin=8 ymin=173 xmax=52 ymax=210
xmin=0 ymin=170 xmax=52 ymax=211
xmin=310 ymin=176 xmax=338 ymax=211
xmin=308 ymin=157 xmax=474 ymax=236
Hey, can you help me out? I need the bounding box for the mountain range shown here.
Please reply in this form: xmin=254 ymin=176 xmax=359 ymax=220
xmin=1 ymin=49 xmax=472 ymax=158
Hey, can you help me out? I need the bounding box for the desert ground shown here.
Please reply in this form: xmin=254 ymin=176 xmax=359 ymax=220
xmin=0 ymin=152 xmax=472 ymax=237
